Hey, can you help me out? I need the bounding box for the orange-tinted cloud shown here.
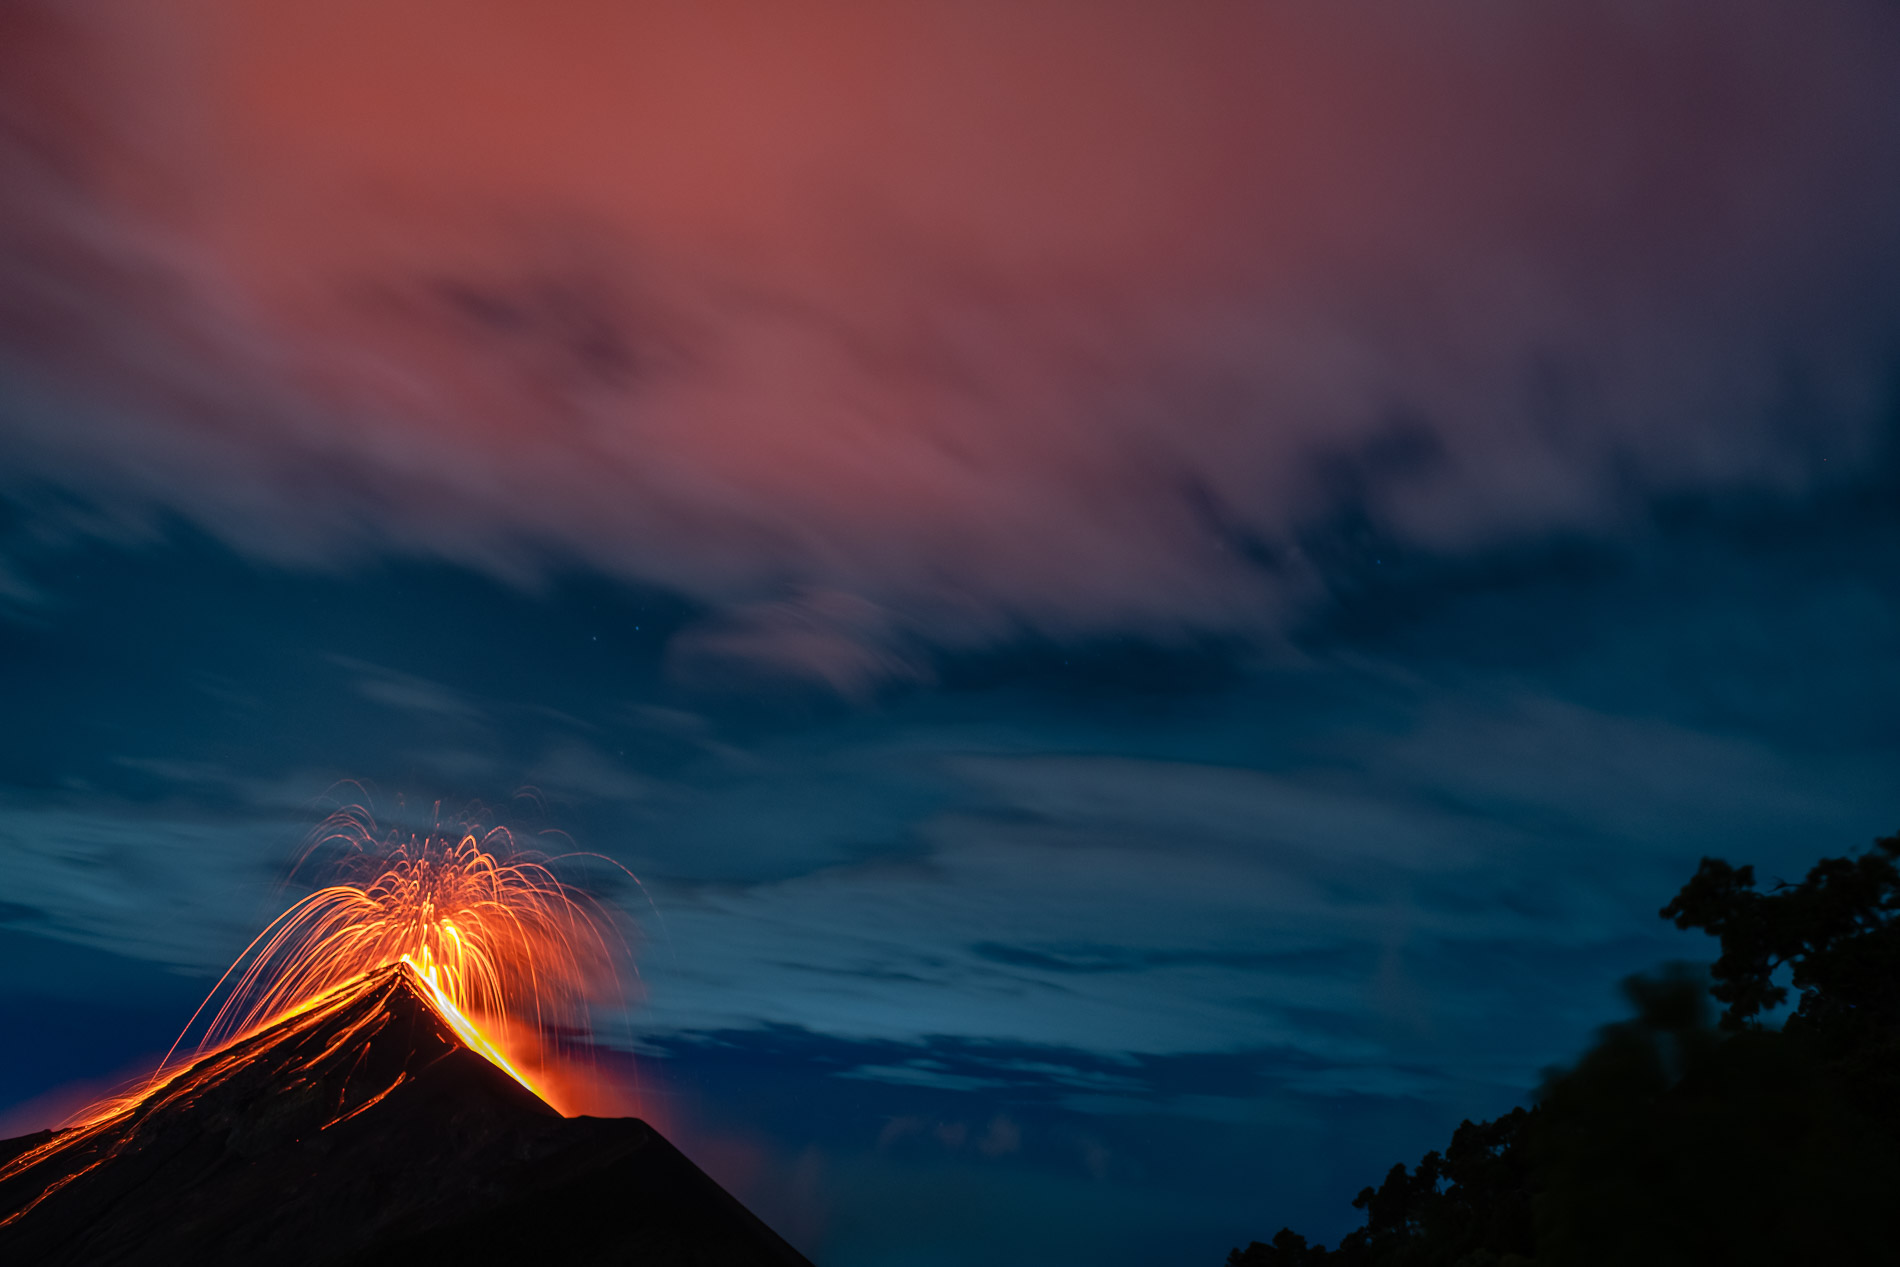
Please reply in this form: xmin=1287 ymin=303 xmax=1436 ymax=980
xmin=3 ymin=1 xmax=1898 ymax=683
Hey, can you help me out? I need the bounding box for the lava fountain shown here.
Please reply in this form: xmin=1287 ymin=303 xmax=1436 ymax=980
xmin=173 ymin=806 xmax=633 ymax=1105
xmin=167 ymin=808 xmax=630 ymax=1104
xmin=0 ymin=810 xmax=808 ymax=1267
xmin=35 ymin=805 xmax=636 ymax=1147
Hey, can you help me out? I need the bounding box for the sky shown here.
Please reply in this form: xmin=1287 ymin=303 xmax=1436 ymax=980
xmin=3 ymin=1 xmax=1900 ymax=1262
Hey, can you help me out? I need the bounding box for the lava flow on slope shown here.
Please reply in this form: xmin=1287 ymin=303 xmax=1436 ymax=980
xmin=0 ymin=961 xmax=813 ymax=1266
xmin=1 ymin=816 xmax=812 ymax=1266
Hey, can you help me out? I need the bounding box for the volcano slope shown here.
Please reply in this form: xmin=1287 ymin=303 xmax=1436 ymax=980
xmin=0 ymin=963 xmax=813 ymax=1266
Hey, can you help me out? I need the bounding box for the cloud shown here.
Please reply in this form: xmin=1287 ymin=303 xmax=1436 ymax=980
xmin=324 ymin=654 xmax=485 ymax=721
xmin=9 ymin=662 xmax=1861 ymax=1070
xmin=571 ymin=662 xmax=1896 ymax=1116
xmin=977 ymin=1113 xmax=1021 ymax=1157
xmin=525 ymin=741 xmax=652 ymax=805
xmin=1 ymin=1 xmax=1897 ymax=687
xmin=0 ymin=794 xmax=306 ymax=973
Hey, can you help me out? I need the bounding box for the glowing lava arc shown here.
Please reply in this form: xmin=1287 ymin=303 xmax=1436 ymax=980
xmin=0 ymin=811 xmax=642 ymax=1241
xmin=164 ymin=812 xmax=633 ymax=1106
xmin=400 ymin=949 xmax=536 ymax=1092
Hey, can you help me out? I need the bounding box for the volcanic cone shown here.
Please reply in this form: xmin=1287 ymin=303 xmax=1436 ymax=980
xmin=0 ymin=963 xmax=812 ymax=1266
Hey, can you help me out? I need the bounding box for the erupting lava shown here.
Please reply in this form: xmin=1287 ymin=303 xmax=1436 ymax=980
xmin=0 ymin=807 xmax=635 ymax=1239
xmin=0 ymin=808 xmax=815 ymax=1266
xmin=164 ymin=808 xmax=631 ymax=1104
xmin=165 ymin=811 xmax=627 ymax=1103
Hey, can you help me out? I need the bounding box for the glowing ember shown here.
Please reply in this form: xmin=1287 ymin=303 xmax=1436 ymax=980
xmin=165 ymin=808 xmax=631 ymax=1102
xmin=0 ymin=806 xmax=634 ymax=1219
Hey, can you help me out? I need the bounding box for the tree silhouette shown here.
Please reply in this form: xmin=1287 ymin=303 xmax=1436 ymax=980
xmin=1532 ymin=966 xmax=1897 ymax=1266
xmin=1227 ymin=1227 xmax=1328 ymax=1266
xmin=1225 ymin=828 xmax=1900 ymax=1267
xmin=1661 ymin=829 xmax=1900 ymax=1131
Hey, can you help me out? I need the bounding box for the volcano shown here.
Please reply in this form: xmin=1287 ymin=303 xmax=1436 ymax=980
xmin=0 ymin=963 xmax=814 ymax=1266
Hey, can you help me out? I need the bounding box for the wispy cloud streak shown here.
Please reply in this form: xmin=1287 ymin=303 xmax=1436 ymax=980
xmin=2 ymin=2 xmax=1898 ymax=683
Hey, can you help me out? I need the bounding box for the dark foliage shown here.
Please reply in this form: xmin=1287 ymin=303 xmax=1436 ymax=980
xmin=1662 ymin=829 xmax=1900 ymax=1132
xmin=1224 ymin=1108 xmax=1537 ymax=1267
xmin=1530 ymin=967 xmax=1898 ymax=1266
xmin=1227 ymin=829 xmax=1900 ymax=1267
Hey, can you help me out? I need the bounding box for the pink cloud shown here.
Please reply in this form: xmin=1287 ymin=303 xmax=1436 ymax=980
xmin=2 ymin=1 xmax=1897 ymax=684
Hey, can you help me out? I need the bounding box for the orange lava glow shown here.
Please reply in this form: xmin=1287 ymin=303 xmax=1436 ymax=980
xmin=163 ymin=809 xmax=631 ymax=1107
xmin=0 ymin=808 xmax=635 ymax=1219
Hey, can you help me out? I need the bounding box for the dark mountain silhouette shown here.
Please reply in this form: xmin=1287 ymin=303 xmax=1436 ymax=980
xmin=0 ymin=963 xmax=813 ymax=1267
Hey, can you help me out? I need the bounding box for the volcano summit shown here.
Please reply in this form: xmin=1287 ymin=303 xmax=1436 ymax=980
xmin=0 ymin=963 xmax=812 ymax=1266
